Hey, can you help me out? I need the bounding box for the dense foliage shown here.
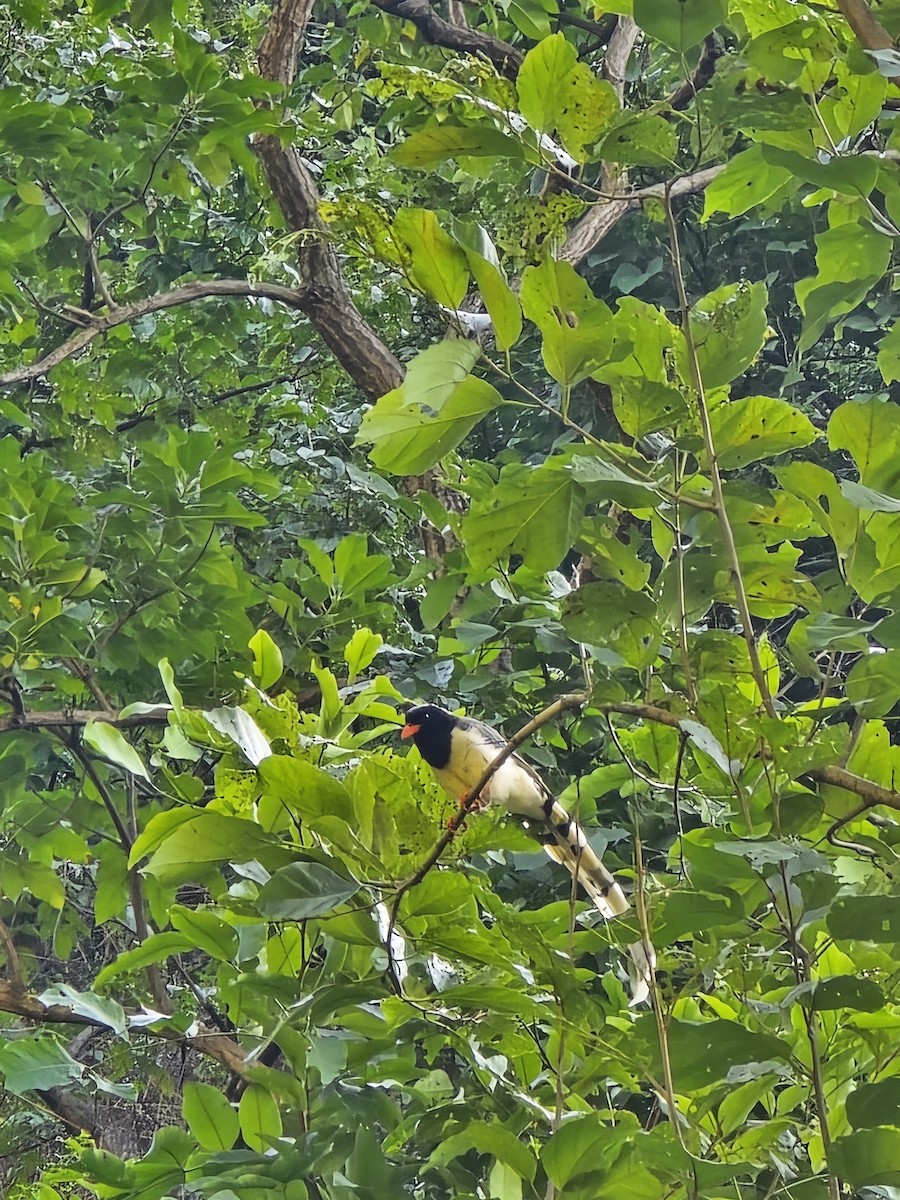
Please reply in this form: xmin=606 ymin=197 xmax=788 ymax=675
xmin=1 ymin=0 xmax=900 ymax=1197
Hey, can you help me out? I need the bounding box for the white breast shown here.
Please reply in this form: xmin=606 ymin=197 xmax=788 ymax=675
xmin=431 ymin=725 xmax=547 ymax=819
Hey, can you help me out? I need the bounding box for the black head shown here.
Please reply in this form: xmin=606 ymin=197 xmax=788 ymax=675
xmin=400 ymin=704 xmax=456 ymax=768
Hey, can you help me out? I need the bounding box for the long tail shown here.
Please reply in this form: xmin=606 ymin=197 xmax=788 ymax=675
xmin=542 ymin=799 xmax=656 ymax=1006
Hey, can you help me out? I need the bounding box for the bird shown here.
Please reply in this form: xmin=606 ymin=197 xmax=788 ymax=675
xmin=400 ymin=703 xmax=654 ymax=1005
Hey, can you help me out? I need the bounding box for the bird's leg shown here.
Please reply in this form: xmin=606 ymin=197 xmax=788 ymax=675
xmin=447 ymin=793 xmax=485 ymax=832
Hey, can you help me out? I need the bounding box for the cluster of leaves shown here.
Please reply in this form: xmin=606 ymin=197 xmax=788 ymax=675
xmin=0 ymin=0 xmax=900 ymax=1198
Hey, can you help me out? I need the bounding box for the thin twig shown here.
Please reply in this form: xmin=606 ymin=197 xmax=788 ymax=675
xmin=662 ymin=184 xmax=776 ymax=719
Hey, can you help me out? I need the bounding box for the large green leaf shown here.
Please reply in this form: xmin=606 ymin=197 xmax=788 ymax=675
xmin=255 ymin=860 xmax=360 ymax=919
xmin=463 ymin=460 xmax=584 ymax=571
xmin=183 ymin=1081 xmax=239 ymax=1152
xmin=829 ymin=1128 xmax=900 ymax=1188
xmin=796 ymin=216 xmax=891 ymax=353
xmin=391 ymin=123 xmax=524 ymax=167
xmin=0 ymin=1037 xmax=84 ymax=1095
xmin=709 ymin=396 xmax=817 ymax=469
xmin=357 ymin=375 xmax=502 ymax=474
xmin=520 ymin=258 xmax=617 ymax=385
xmin=394 ymin=208 xmax=469 ymax=308
xmin=828 ymin=397 xmax=900 ymax=493
xmin=634 ymin=0 xmax=727 ymax=51
xmin=685 ymin=281 xmax=769 ymax=390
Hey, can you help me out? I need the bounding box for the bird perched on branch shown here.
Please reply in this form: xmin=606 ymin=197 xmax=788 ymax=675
xmin=401 ymin=703 xmax=654 ymax=1005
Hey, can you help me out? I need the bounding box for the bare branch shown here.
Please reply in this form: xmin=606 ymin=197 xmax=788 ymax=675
xmin=668 ymin=34 xmax=725 ymax=111
xmin=0 ymin=980 xmax=248 ymax=1076
xmin=602 ymin=16 xmax=638 ymax=103
xmin=372 ymin=0 xmax=523 ymax=79
xmin=0 ymin=279 xmax=308 ymax=388
xmin=561 ymin=166 xmax=723 ymax=266
xmin=255 ymin=0 xmax=404 ymax=398
xmin=663 ymin=183 xmax=776 ymax=718
xmin=0 ymin=706 xmax=172 ymax=734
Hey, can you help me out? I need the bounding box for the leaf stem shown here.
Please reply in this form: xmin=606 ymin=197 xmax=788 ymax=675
xmin=662 ymin=185 xmax=776 ymax=718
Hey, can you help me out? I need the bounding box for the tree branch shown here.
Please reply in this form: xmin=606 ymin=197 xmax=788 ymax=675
xmin=0 ymin=981 xmax=249 ymax=1076
xmin=0 ymin=707 xmax=172 ymax=733
xmin=371 ymin=0 xmax=523 ymax=80
xmin=561 ymin=166 xmax=723 ymax=266
xmin=668 ymin=34 xmax=725 ymax=111
xmin=255 ymin=0 xmax=404 ymax=399
xmin=0 ymin=280 xmax=308 ymax=388
xmin=836 ymin=0 xmax=900 ymax=83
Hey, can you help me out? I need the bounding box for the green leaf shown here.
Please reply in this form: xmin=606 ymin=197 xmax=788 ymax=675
xmin=611 ymin=378 xmax=690 ymax=439
xmin=662 ymin=1018 xmax=791 ymax=1091
xmin=597 ymin=113 xmax=677 ymax=167
xmin=516 ymin=33 xmax=577 ymax=134
xmin=427 ymin=1120 xmax=536 ymax=1181
xmin=567 ymin=448 xmax=663 ymax=509
xmin=83 ymin=721 xmax=150 ymax=780
xmin=452 ymin=222 xmax=522 ymax=352
xmin=840 ymin=480 xmax=900 ymax=511
xmin=238 ymin=1083 xmax=283 ymax=1153
xmin=258 ymin=755 xmax=356 ymax=827
xmin=634 ymin=0 xmax=726 ymax=51
xmin=518 ymin=34 xmax=618 ymax=158
xmin=806 ymin=975 xmax=885 ymax=1012
xmin=829 ymin=1128 xmax=900 ymax=1188
xmin=845 ymin=652 xmax=900 ymax=717
xmin=520 ymin=258 xmax=616 ymax=385
xmin=847 ymin=1079 xmax=900 ymax=1129
xmin=391 ymin=123 xmax=524 ymax=167
xmin=709 ymin=396 xmax=817 ymax=469
xmin=344 ymin=627 xmax=383 ymax=684
xmin=0 ymin=1037 xmax=84 ymax=1096
xmin=562 ymin=582 xmax=660 ymax=669
xmin=394 ymin=208 xmax=469 ymax=308
xmin=827 ymin=894 xmax=900 ymax=942
xmin=137 ymin=810 xmax=283 ymax=882
xmin=877 ymin=319 xmax=900 ymax=383
xmin=183 ymin=1081 xmax=239 ymax=1151
xmin=248 ymin=629 xmax=283 ymax=690
xmin=542 ymin=1114 xmax=636 ymax=1188
xmin=464 ymin=460 xmax=584 ymax=571
xmin=829 ymin=397 xmax=900 ymax=493
xmin=702 ymin=145 xmax=795 ymax=220
xmin=38 ymin=985 xmax=127 ymax=1035
xmin=256 ymin=860 xmax=360 ymax=919
xmin=686 ymin=281 xmax=769 ymax=390
xmin=94 ymin=932 xmax=195 ymax=987
xmin=796 ymin=217 xmax=891 ymax=353
xmin=402 ymin=339 xmax=480 ymax=410
xmin=357 ymin=375 xmax=502 ymax=474
xmin=169 ymin=904 xmax=238 ymax=961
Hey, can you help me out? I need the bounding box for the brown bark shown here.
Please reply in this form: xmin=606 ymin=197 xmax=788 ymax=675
xmin=371 ymin=0 xmax=522 ymax=79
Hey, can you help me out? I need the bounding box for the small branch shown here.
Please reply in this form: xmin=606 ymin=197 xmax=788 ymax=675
xmin=562 ymin=167 xmax=724 ymax=267
xmin=371 ymin=0 xmax=523 ymax=80
xmin=668 ymin=34 xmax=725 ymax=111
xmin=602 ymin=16 xmax=638 ymax=103
xmin=0 ymin=706 xmax=172 ymax=733
xmin=0 ymin=980 xmax=248 ymax=1076
xmin=0 ymin=917 xmax=23 ymax=987
xmin=633 ymin=826 xmax=684 ymax=1147
xmin=775 ymin=869 xmax=841 ymax=1200
xmin=0 ymin=280 xmax=308 ymax=388
xmin=662 ymin=184 xmax=776 ymax=719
